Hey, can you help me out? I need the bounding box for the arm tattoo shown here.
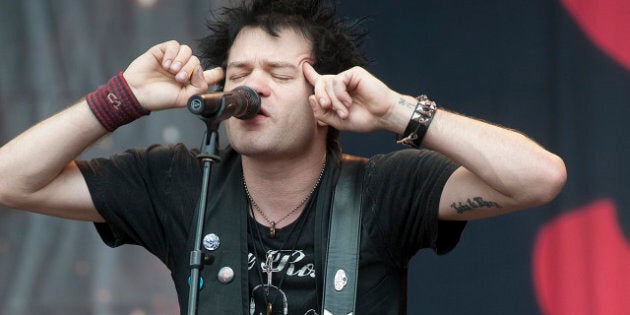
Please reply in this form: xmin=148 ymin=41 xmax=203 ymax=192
xmin=450 ymin=196 xmax=502 ymax=214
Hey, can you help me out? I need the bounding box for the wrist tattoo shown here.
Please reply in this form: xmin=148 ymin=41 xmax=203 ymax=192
xmin=398 ymin=97 xmax=416 ymax=110
xmin=450 ymin=196 xmax=502 ymax=214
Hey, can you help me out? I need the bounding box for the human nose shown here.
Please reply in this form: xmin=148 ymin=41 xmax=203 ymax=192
xmin=239 ymin=69 xmax=270 ymax=98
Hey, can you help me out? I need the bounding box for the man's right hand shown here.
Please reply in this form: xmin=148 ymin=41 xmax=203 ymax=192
xmin=123 ymin=40 xmax=225 ymax=111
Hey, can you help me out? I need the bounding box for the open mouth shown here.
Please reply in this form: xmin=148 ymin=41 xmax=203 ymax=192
xmin=257 ymin=106 xmax=269 ymax=117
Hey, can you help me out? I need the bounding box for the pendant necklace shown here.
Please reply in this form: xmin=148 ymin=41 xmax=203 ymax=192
xmin=263 ymin=252 xmax=274 ymax=314
xmin=246 ymin=182 xmax=317 ymax=315
xmin=243 ymin=162 xmax=325 ymax=238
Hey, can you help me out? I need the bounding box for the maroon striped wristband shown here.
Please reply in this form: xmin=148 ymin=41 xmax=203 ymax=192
xmin=86 ymin=72 xmax=150 ymax=132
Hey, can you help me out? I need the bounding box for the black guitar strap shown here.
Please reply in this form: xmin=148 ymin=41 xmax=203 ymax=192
xmin=322 ymin=154 xmax=366 ymax=315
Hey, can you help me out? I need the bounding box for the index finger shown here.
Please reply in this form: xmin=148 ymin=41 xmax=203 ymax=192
xmin=302 ymin=62 xmax=320 ymax=86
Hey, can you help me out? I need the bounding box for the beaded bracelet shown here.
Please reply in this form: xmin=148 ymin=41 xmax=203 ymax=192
xmin=396 ymin=94 xmax=437 ymax=148
xmin=86 ymin=72 xmax=150 ymax=132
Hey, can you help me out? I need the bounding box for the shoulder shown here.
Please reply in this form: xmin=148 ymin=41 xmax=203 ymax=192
xmin=369 ymin=148 xmax=450 ymax=164
xmin=366 ymin=148 xmax=457 ymax=178
xmin=77 ymin=143 xmax=202 ymax=182
xmin=143 ymin=143 xmax=198 ymax=161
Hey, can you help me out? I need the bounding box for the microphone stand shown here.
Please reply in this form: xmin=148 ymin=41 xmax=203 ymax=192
xmin=186 ymin=99 xmax=227 ymax=315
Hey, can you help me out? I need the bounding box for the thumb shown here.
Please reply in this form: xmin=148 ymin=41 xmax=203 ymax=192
xmin=203 ymin=67 xmax=225 ymax=86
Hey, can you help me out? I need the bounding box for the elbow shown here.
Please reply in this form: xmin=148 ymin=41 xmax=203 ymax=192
xmin=525 ymin=154 xmax=567 ymax=207
xmin=0 ymin=182 xmax=11 ymax=206
xmin=541 ymin=154 xmax=567 ymax=203
xmin=0 ymin=187 xmax=16 ymax=209
xmin=0 ymin=179 xmax=39 ymax=210
xmin=0 ymin=184 xmax=26 ymax=209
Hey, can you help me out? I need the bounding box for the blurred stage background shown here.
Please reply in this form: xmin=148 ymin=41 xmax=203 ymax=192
xmin=1 ymin=0 xmax=628 ymax=314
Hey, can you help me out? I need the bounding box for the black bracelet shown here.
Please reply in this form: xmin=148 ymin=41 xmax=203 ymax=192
xmin=396 ymin=94 xmax=437 ymax=148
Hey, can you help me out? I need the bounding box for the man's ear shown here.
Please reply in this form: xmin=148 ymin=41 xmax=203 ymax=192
xmin=317 ymin=120 xmax=328 ymax=127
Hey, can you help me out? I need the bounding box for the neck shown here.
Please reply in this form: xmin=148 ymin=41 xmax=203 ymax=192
xmin=241 ymin=136 xmax=327 ymax=184
xmin=242 ymin=146 xmax=327 ymax=229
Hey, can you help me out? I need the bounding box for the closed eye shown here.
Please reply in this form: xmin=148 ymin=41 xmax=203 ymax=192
xmin=228 ymin=72 xmax=249 ymax=82
xmin=272 ymin=74 xmax=293 ymax=82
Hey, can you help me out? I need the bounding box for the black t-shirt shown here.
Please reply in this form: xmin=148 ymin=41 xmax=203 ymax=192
xmin=77 ymin=144 xmax=465 ymax=314
xmin=247 ymin=195 xmax=319 ymax=315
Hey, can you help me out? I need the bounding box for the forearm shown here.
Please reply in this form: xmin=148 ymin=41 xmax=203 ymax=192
xmin=0 ymin=100 xmax=106 ymax=202
xmin=423 ymin=109 xmax=566 ymax=205
xmin=0 ymin=41 xmax=223 ymax=220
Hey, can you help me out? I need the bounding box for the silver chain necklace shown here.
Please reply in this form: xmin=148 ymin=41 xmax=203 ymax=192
xmin=243 ymin=162 xmax=326 ymax=238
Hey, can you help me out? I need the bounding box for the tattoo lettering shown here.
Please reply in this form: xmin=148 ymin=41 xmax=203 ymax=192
xmin=450 ymin=197 xmax=502 ymax=214
xmin=398 ymin=97 xmax=416 ymax=110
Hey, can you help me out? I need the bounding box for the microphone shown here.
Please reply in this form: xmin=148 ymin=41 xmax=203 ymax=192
xmin=188 ymin=86 xmax=261 ymax=120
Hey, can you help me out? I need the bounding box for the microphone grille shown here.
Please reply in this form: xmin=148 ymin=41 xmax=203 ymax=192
xmin=233 ymin=86 xmax=261 ymax=119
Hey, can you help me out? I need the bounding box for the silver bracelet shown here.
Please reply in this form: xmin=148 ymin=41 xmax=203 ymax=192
xmin=396 ymin=94 xmax=438 ymax=148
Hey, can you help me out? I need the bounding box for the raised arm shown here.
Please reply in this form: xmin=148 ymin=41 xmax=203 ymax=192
xmin=422 ymin=109 xmax=566 ymax=220
xmin=0 ymin=40 xmax=224 ymax=222
xmin=302 ymin=63 xmax=566 ymax=220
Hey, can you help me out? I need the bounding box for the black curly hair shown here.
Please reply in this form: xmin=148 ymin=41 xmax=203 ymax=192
xmin=198 ymin=0 xmax=370 ymax=148
xmin=199 ymin=0 xmax=368 ymax=74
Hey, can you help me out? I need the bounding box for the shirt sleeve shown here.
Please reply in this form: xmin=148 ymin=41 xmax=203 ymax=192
xmin=362 ymin=149 xmax=466 ymax=266
xmin=76 ymin=144 xmax=201 ymax=268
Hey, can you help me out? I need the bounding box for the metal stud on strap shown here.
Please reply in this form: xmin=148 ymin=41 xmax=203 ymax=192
xmin=334 ymin=269 xmax=348 ymax=291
